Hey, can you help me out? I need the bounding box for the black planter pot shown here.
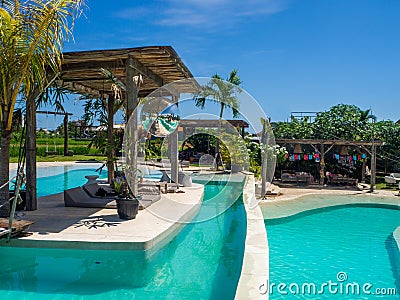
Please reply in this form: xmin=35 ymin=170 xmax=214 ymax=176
xmin=116 ymin=197 xmax=139 ymax=220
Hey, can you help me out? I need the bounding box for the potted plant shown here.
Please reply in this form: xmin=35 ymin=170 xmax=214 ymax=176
xmin=113 ymin=177 xmax=140 ymax=220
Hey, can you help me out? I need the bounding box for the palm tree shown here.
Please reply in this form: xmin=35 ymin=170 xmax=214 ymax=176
xmin=194 ymin=70 xmax=242 ymax=168
xmin=0 ymin=0 xmax=83 ymax=217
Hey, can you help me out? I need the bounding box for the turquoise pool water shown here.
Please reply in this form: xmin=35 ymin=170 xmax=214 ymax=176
xmin=17 ymin=165 xmax=162 ymax=197
xmin=36 ymin=168 xmax=107 ymax=197
xmin=0 ymin=181 xmax=246 ymax=299
xmin=265 ymin=202 xmax=400 ymax=299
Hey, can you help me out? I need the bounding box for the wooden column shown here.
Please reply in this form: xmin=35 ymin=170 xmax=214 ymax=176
xmin=370 ymin=143 xmax=377 ymax=192
xmin=361 ymin=158 xmax=366 ymax=183
xmin=170 ymin=95 xmax=179 ymax=184
xmin=63 ymin=114 xmax=69 ymax=156
xmin=260 ymin=121 xmax=267 ymax=198
xmin=319 ymin=144 xmax=325 ymax=185
xmin=126 ymin=56 xmax=139 ymax=119
xmin=125 ymin=57 xmax=140 ymax=196
xmin=26 ymin=92 xmax=38 ymax=211
xmin=107 ymin=95 xmax=115 ymax=184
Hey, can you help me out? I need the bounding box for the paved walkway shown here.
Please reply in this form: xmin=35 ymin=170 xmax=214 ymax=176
xmin=1 ymin=184 xmax=204 ymax=253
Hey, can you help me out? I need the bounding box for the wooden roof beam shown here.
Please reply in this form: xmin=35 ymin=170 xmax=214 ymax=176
xmin=65 ymin=82 xmax=101 ymax=98
xmin=275 ymin=139 xmax=383 ymax=146
xmin=61 ymin=61 xmax=123 ymax=73
xmin=128 ymin=56 xmax=164 ymax=87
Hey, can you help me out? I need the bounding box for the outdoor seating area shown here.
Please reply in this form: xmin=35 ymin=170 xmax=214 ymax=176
xmin=328 ymin=174 xmax=358 ymax=186
xmin=64 ymin=180 xmax=166 ymax=210
xmin=281 ymin=172 xmax=313 ymax=184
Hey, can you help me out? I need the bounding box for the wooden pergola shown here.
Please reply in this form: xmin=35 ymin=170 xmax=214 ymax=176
xmin=26 ymin=46 xmax=196 ymax=211
xmin=276 ymin=138 xmax=384 ymax=191
xmin=60 ymin=46 xmax=195 ymax=100
xmin=179 ymin=119 xmax=249 ymax=138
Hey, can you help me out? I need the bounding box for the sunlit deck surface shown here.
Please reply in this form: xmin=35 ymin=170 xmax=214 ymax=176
xmin=1 ymin=184 xmax=204 ymax=252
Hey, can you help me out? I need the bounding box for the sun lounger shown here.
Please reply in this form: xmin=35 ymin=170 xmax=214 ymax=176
xmin=64 ymin=186 xmax=117 ymax=209
xmin=138 ymin=183 xmax=161 ymax=209
xmin=160 ymin=170 xmax=192 ymax=187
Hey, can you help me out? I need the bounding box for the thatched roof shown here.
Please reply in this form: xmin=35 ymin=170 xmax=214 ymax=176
xmin=59 ymin=46 xmax=195 ymax=98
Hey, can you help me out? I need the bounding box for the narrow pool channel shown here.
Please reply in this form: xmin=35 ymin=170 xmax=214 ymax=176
xmin=0 ymin=181 xmax=246 ymax=299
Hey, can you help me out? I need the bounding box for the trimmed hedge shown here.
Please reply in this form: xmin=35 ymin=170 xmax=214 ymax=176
xmin=10 ymin=145 xmax=102 ymax=157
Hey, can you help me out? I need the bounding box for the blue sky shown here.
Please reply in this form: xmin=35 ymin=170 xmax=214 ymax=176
xmin=44 ymin=0 xmax=400 ymax=128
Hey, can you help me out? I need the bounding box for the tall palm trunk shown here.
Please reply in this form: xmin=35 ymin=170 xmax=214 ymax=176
xmin=0 ymin=130 xmax=12 ymax=217
xmin=26 ymin=93 xmax=37 ymax=210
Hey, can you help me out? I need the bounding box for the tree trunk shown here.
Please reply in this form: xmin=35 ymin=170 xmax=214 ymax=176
xmin=0 ymin=131 xmax=12 ymax=217
xmin=26 ymin=97 xmax=37 ymax=211
xmin=107 ymin=95 xmax=115 ymax=184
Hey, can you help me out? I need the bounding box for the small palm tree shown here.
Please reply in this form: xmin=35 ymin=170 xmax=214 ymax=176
xmin=0 ymin=0 xmax=83 ymax=216
xmin=194 ymin=70 xmax=242 ymax=168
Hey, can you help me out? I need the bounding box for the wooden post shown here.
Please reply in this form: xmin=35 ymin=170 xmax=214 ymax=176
xmin=319 ymin=144 xmax=325 ymax=185
xmin=370 ymin=143 xmax=377 ymax=192
xmin=170 ymin=95 xmax=179 ymax=184
xmin=126 ymin=56 xmax=139 ymax=120
xmin=26 ymin=91 xmax=38 ymax=211
xmin=107 ymin=94 xmax=115 ymax=184
xmin=361 ymin=158 xmax=366 ymax=183
xmin=125 ymin=57 xmax=140 ymax=196
xmin=63 ymin=114 xmax=69 ymax=156
xmin=260 ymin=121 xmax=267 ymax=198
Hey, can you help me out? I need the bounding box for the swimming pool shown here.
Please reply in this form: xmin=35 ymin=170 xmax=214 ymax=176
xmin=0 ymin=181 xmax=246 ymax=299
xmin=13 ymin=164 xmax=162 ymax=197
xmin=265 ymin=201 xmax=400 ymax=299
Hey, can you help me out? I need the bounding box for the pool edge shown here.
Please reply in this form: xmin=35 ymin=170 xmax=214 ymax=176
xmin=235 ymin=175 xmax=269 ymax=300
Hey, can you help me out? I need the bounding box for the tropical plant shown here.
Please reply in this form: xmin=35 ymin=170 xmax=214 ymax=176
xmin=194 ymin=70 xmax=242 ymax=168
xmin=82 ymin=91 xmax=125 ymax=183
xmin=0 ymin=0 xmax=83 ymax=216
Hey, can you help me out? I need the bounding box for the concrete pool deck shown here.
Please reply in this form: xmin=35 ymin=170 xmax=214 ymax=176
xmin=235 ymin=175 xmax=269 ymax=300
xmin=260 ymin=185 xmax=400 ymax=219
xmin=1 ymin=183 xmax=204 ymax=253
xmin=394 ymin=226 xmax=400 ymax=254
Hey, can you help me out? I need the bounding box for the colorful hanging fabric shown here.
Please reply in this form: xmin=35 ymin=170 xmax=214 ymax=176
xmin=353 ymin=155 xmax=357 ymax=161
xmin=361 ymin=153 xmax=367 ymax=159
xmin=309 ymin=154 xmax=313 ymax=160
xmin=314 ymin=153 xmax=320 ymax=159
xmin=294 ymin=154 xmax=298 ymax=160
xmin=304 ymin=154 xmax=308 ymax=160
xmin=334 ymin=154 xmax=340 ymax=160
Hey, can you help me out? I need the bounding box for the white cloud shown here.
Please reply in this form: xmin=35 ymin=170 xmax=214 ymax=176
xmin=114 ymin=0 xmax=289 ymax=28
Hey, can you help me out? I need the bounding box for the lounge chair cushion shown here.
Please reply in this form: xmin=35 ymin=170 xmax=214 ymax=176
xmin=64 ymin=187 xmax=116 ymax=209
xmin=83 ymin=183 xmax=116 ymax=199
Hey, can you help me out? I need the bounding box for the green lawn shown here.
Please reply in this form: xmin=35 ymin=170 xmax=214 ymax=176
xmin=9 ymin=155 xmax=106 ymax=163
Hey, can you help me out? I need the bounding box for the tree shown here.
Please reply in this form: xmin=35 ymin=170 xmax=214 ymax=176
xmin=273 ymin=116 xmax=314 ymax=139
xmin=0 ymin=0 xmax=83 ymax=216
xmin=194 ymin=70 xmax=242 ymax=168
xmin=313 ymin=104 xmax=370 ymax=140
